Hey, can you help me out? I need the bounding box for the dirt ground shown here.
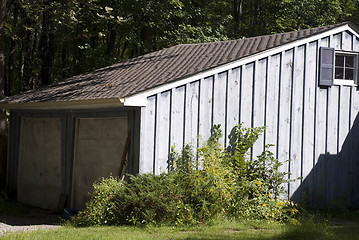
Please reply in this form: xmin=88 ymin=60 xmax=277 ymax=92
xmin=0 ymin=207 xmax=63 ymax=236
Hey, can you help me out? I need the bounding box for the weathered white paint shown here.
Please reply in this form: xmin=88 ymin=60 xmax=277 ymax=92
xmin=264 ymin=55 xmax=280 ymax=157
xmin=139 ymin=28 xmax=359 ymax=207
xmin=139 ymin=107 xmax=147 ymax=173
xmin=170 ymin=86 xmax=185 ymax=150
xmin=277 ymin=50 xmax=293 ymax=197
xmin=289 ymin=45 xmax=304 ymax=199
xmin=184 ymin=81 xmax=200 ymax=150
xmin=240 ymin=63 xmax=254 ymax=128
xmin=156 ymin=91 xmax=171 ymax=174
xmin=252 ymin=59 xmax=267 ymax=158
xmin=342 ymin=31 xmax=352 ymax=51
xmin=333 ymin=33 xmax=342 ymax=50
xmin=326 ymin=86 xmax=339 ymax=204
xmin=198 ymin=77 xmax=213 ymax=145
xmin=338 ymin=86 xmax=351 ymax=205
xmin=301 ymin=41 xmax=317 ymax=203
xmin=312 ymin=39 xmax=330 ymax=207
xmin=213 ymin=72 xmax=227 ymax=147
xmin=338 ymin=87 xmax=351 ymax=153
xmin=140 ymin=95 xmax=156 ymax=174
xmin=354 ymin=36 xmax=359 ymax=51
xmin=226 ymin=68 xmax=240 ymax=146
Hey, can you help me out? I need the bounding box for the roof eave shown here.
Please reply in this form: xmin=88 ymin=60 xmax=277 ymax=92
xmin=0 ymin=97 xmax=126 ymax=110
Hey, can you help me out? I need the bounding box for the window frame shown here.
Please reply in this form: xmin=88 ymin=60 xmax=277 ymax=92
xmin=334 ymin=51 xmax=358 ymax=86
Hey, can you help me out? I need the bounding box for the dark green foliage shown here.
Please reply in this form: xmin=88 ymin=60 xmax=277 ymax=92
xmin=4 ymin=0 xmax=359 ymax=97
xmin=73 ymin=124 xmax=300 ymax=226
xmin=226 ymin=124 xmax=266 ymax=173
xmin=170 ymin=144 xmax=196 ymax=174
xmin=172 ymin=125 xmax=232 ymax=222
xmin=224 ymin=124 xmax=294 ymax=220
xmin=73 ymin=173 xmax=195 ymax=226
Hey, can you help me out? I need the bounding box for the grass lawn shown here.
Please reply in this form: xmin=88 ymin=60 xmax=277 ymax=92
xmin=2 ymin=200 xmax=359 ymax=240
xmin=2 ymin=219 xmax=359 ymax=240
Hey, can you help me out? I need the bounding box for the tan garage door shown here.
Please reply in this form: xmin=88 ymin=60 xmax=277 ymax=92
xmin=72 ymin=117 xmax=128 ymax=209
xmin=17 ymin=117 xmax=62 ymax=209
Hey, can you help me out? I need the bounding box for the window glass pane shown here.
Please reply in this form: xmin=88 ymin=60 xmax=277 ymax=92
xmin=345 ymin=56 xmax=354 ymax=67
xmin=335 ymin=67 xmax=344 ymax=79
xmin=335 ymin=55 xmax=344 ymax=67
xmin=345 ymin=69 xmax=354 ymax=80
xmin=334 ymin=53 xmax=357 ymax=82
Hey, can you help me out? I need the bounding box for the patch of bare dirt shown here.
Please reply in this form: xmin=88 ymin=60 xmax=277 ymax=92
xmin=0 ymin=207 xmax=63 ymax=236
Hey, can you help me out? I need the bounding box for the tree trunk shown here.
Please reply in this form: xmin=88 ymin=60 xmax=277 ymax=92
xmin=39 ymin=1 xmax=54 ymax=86
xmin=233 ymin=0 xmax=243 ymax=37
xmin=6 ymin=0 xmax=18 ymax=95
xmin=107 ymin=23 xmax=117 ymax=59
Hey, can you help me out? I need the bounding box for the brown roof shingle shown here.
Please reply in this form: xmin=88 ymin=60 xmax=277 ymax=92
xmin=2 ymin=22 xmax=355 ymax=105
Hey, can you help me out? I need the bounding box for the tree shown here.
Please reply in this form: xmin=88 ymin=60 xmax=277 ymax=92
xmin=0 ymin=0 xmax=6 ymax=189
xmin=2 ymin=0 xmax=359 ymax=98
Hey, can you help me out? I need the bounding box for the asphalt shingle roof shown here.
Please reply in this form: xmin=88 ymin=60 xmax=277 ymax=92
xmin=2 ymin=22 xmax=355 ymax=105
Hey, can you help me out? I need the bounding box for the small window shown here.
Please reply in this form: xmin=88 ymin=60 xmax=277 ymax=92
xmin=334 ymin=52 xmax=357 ymax=85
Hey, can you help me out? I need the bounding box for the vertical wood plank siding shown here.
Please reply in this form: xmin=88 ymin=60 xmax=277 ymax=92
xmin=252 ymin=59 xmax=267 ymax=158
xmin=170 ymin=86 xmax=185 ymax=150
xmin=226 ymin=68 xmax=241 ymax=146
xmin=289 ymin=45 xmax=304 ymax=199
xmin=140 ymin=96 xmax=156 ymax=173
xmin=213 ymin=73 xmax=227 ymax=147
xmin=198 ymin=77 xmax=213 ymax=144
xmin=156 ymin=91 xmax=171 ymax=174
xmin=185 ymin=81 xmax=200 ymax=149
xmin=140 ymin=31 xmax=359 ymax=208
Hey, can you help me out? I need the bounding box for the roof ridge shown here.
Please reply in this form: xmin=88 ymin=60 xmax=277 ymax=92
xmin=134 ymin=22 xmax=351 ymax=58
xmin=145 ymin=22 xmax=350 ymax=51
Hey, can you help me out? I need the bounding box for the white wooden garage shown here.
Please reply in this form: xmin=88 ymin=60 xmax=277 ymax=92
xmin=2 ymin=22 xmax=359 ymax=209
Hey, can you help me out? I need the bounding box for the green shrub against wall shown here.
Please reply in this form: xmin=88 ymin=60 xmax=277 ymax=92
xmin=73 ymin=124 xmax=299 ymax=226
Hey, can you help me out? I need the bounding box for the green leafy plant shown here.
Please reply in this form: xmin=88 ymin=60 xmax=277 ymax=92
xmin=73 ymin=123 xmax=299 ymax=226
xmin=226 ymin=123 xmax=266 ymax=174
xmin=73 ymin=173 xmax=197 ymax=226
xmin=171 ymin=125 xmax=233 ymax=222
xmin=224 ymin=124 xmax=295 ymax=221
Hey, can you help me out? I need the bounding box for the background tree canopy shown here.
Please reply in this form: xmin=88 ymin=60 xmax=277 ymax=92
xmin=3 ymin=0 xmax=359 ymax=96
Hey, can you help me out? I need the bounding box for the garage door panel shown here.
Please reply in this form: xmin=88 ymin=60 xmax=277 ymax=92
xmin=72 ymin=117 xmax=128 ymax=209
xmin=18 ymin=117 xmax=62 ymax=209
xmin=77 ymin=118 xmax=127 ymax=140
xmin=75 ymin=140 xmax=125 ymax=165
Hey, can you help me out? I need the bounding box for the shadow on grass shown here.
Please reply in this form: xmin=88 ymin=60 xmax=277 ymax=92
xmin=0 ymin=200 xmax=61 ymax=226
xmin=167 ymin=223 xmax=336 ymax=240
xmin=331 ymin=223 xmax=359 ymax=240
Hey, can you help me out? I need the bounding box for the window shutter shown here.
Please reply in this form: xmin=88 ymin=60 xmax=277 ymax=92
xmin=319 ymin=47 xmax=335 ymax=87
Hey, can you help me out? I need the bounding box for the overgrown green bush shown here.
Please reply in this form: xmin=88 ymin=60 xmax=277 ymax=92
xmin=73 ymin=173 xmax=195 ymax=226
xmin=73 ymin=124 xmax=299 ymax=226
xmin=220 ymin=124 xmax=294 ymax=220
xmin=171 ymin=125 xmax=233 ymax=222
